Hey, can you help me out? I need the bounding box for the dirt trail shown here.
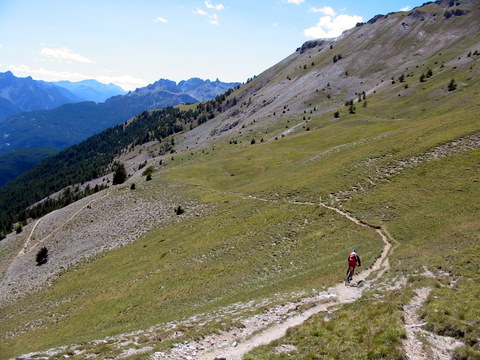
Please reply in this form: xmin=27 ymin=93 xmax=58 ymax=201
xmin=19 ymin=218 xmax=42 ymax=256
xmin=151 ymin=193 xmax=393 ymax=360
xmin=198 ymin=202 xmax=391 ymax=360
xmin=403 ymin=287 xmax=463 ymax=360
xmin=0 ymin=192 xmax=108 ymax=290
xmin=14 ymin=188 xmax=453 ymax=360
xmin=27 ymin=193 xmax=109 ymax=254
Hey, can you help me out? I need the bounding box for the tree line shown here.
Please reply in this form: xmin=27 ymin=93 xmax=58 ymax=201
xmin=0 ymin=88 xmax=236 ymax=239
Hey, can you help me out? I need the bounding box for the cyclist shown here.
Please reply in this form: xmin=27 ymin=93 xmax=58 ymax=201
xmin=346 ymin=249 xmax=361 ymax=283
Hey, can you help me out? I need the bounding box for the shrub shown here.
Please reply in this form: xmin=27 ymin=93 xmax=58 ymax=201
xmin=175 ymin=206 xmax=185 ymax=215
xmin=448 ymin=79 xmax=457 ymax=91
xmin=142 ymin=165 xmax=155 ymax=177
xmin=112 ymin=163 xmax=127 ymax=185
xmin=130 ymin=183 xmax=136 ymax=190
xmin=36 ymin=247 xmax=48 ymax=266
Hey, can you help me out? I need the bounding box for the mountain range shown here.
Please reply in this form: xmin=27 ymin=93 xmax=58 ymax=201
xmin=52 ymin=79 xmax=127 ymax=103
xmin=0 ymin=72 xmax=129 ymax=122
xmin=0 ymin=76 xmax=240 ymax=186
xmin=0 ymin=71 xmax=81 ymax=122
xmin=0 ymin=0 xmax=479 ymax=359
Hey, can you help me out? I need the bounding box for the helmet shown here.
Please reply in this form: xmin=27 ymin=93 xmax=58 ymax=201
xmin=352 ymin=249 xmax=357 ymax=253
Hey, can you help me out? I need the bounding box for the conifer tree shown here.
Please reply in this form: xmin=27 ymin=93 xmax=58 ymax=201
xmin=36 ymin=247 xmax=48 ymax=266
xmin=448 ymin=79 xmax=457 ymax=91
xmin=112 ymin=163 xmax=127 ymax=185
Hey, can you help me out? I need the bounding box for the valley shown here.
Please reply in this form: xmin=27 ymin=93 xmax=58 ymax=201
xmin=0 ymin=1 xmax=479 ymax=359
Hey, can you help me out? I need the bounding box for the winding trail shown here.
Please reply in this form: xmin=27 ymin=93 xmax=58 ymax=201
xmin=151 ymin=189 xmax=393 ymax=360
xmin=199 ymin=199 xmax=391 ymax=360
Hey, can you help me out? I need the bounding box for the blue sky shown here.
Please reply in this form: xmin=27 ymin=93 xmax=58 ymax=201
xmin=0 ymin=0 xmax=425 ymax=90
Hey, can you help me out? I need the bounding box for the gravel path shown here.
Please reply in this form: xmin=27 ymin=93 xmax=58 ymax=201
xmin=402 ymin=287 xmax=463 ymax=360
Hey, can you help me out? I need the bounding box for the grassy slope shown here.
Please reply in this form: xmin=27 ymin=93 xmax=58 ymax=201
xmin=0 ymin=182 xmax=380 ymax=357
xmin=245 ymin=32 xmax=480 ymax=360
xmin=1 ymin=5 xmax=480 ymax=360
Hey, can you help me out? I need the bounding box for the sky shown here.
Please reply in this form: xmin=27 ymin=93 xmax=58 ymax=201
xmin=0 ymin=0 xmax=425 ymax=91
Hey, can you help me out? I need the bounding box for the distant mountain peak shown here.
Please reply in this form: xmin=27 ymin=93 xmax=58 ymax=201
xmin=0 ymin=71 xmax=81 ymax=121
xmin=53 ymin=79 xmax=127 ymax=103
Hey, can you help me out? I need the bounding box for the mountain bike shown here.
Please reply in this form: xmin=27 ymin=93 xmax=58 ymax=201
xmin=344 ymin=267 xmax=354 ymax=286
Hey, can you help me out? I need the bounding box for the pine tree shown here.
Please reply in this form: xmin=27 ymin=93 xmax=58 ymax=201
xmin=36 ymin=247 xmax=48 ymax=266
xmin=112 ymin=163 xmax=127 ymax=185
xmin=447 ymin=79 xmax=457 ymax=91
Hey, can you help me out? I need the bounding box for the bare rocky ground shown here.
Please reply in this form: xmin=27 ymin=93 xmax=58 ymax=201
xmin=403 ymin=287 xmax=463 ymax=360
xmin=0 ymin=180 xmax=210 ymax=306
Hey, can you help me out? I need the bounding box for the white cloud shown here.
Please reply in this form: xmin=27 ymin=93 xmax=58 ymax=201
xmin=304 ymin=14 xmax=363 ymax=39
xmin=309 ymin=6 xmax=336 ymax=16
xmin=154 ymin=17 xmax=168 ymax=23
xmin=209 ymin=13 xmax=219 ymax=25
xmin=195 ymin=3 xmax=221 ymax=25
xmin=205 ymin=0 xmax=224 ymax=10
xmin=7 ymin=64 xmax=146 ymax=91
xmin=400 ymin=6 xmax=412 ymax=11
xmin=285 ymin=0 xmax=304 ymax=4
xmin=97 ymin=75 xmax=148 ymax=91
xmin=195 ymin=7 xmax=208 ymax=16
xmin=41 ymin=47 xmax=93 ymax=63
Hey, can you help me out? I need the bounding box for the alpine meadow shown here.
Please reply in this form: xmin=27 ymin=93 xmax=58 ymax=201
xmin=0 ymin=1 xmax=479 ymax=359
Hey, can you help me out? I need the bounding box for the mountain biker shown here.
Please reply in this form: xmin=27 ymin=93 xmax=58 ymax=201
xmin=346 ymin=249 xmax=361 ymax=282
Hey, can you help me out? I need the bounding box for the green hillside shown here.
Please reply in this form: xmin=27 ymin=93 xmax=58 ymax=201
xmin=0 ymin=147 xmax=58 ymax=187
xmin=0 ymin=1 xmax=479 ymax=359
